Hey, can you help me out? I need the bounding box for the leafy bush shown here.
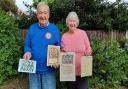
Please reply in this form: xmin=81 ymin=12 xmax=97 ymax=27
xmin=120 ymin=40 xmax=128 ymax=86
xmin=56 ymin=22 xmax=67 ymax=36
xmin=0 ymin=9 xmax=23 ymax=84
xmin=89 ymin=38 xmax=128 ymax=89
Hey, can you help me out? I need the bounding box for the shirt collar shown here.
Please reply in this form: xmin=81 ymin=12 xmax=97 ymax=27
xmin=38 ymin=21 xmax=49 ymax=29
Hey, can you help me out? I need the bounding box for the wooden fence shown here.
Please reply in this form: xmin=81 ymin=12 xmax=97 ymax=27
xmin=21 ymin=29 xmax=125 ymax=40
xmin=86 ymin=30 xmax=125 ymax=40
xmin=21 ymin=29 xmax=28 ymax=38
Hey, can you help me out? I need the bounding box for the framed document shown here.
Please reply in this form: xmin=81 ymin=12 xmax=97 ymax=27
xmin=47 ymin=45 xmax=60 ymax=66
xmin=18 ymin=59 xmax=36 ymax=73
xmin=60 ymin=52 xmax=76 ymax=81
xmin=81 ymin=56 xmax=93 ymax=77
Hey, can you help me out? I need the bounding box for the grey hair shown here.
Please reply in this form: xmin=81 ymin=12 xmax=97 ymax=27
xmin=66 ymin=11 xmax=79 ymax=27
xmin=37 ymin=2 xmax=50 ymax=13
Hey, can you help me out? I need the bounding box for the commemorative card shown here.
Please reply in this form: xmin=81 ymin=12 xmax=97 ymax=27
xmin=47 ymin=45 xmax=60 ymax=66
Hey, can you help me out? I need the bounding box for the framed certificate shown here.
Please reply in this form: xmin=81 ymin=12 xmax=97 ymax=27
xmin=60 ymin=52 xmax=76 ymax=81
xmin=18 ymin=59 xmax=36 ymax=73
xmin=47 ymin=45 xmax=60 ymax=66
xmin=81 ymin=56 xmax=93 ymax=77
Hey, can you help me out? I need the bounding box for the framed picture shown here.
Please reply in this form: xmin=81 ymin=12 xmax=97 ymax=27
xmin=81 ymin=56 xmax=93 ymax=77
xmin=18 ymin=59 xmax=36 ymax=73
xmin=60 ymin=52 xmax=76 ymax=81
xmin=47 ymin=45 xmax=60 ymax=66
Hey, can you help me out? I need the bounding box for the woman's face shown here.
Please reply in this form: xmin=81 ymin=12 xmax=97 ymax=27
xmin=67 ymin=18 xmax=77 ymax=31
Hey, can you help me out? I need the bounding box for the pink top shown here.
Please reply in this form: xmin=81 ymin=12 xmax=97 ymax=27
xmin=61 ymin=29 xmax=92 ymax=75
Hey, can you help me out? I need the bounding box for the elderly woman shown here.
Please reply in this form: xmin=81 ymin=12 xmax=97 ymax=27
xmin=61 ymin=11 xmax=92 ymax=89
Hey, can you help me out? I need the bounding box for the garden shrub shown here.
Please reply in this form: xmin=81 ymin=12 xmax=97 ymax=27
xmin=89 ymin=38 xmax=128 ymax=89
xmin=0 ymin=9 xmax=23 ymax=84
xmin=120 ymin=40 xmax=128 ymax=86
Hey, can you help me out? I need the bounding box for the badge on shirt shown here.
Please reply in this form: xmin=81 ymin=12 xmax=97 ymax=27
xmin=45 ymin=32 xmax=52 ymax=40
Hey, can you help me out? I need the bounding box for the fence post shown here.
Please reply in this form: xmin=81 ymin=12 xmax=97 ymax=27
xmin=21 ymin=29 xmax=28 ymax=38
xmin=126 ymin=30 xmax=128 ymax=39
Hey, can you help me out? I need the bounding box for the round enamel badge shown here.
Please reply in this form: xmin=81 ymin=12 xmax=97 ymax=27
xmin=45 ymin=32 xmax=51 ymax=39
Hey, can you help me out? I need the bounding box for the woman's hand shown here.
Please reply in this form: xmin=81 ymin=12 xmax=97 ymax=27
xmin=85 ymin=51 xmax=92 ymax=56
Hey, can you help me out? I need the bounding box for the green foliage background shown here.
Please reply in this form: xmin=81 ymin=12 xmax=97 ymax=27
xmin=19 ymin=0 xmax=128 ymax=31
xmin=0 ymin=9 xmax=23 ymax=84
xmin=49 ymin=0 xmax=128 ymax=31
xmin=0 ymin=0 xmax=127 ymax=88
xmin=89 ymin=38 xmax=128 ymax=89
xmin=0 ymin=0 xmax=18 ymax=15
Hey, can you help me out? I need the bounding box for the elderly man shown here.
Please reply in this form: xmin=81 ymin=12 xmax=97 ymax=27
xmin=23 ymin=2 xmax=61 ymax=89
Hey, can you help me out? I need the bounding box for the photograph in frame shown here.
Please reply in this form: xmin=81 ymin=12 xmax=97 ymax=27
xmin=18 ymin=59 xmax=36 ymax=73
xmin=81 ymin=56 xmax=93 ymax=77
xmin=47 ymin=45 xmax=60 ymax=66
xmin=60 ymin=52 xmax=76 ymax=81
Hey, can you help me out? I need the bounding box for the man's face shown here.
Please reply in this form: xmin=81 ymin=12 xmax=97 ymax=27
xmin=37 ymin=5 xmax=49 ymax=27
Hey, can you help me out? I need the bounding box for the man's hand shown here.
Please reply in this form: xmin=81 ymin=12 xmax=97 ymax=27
xmin=50 ymin=62 xmax=60 ymax=69
xmin=23 ymin=52 xmax=31 ymax=60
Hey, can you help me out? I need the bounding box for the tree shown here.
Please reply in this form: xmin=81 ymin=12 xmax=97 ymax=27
xmin=111 ymin=2 xmax=128 ymax=30
xmin=33 ymin=0 xmax=54 ymax=3
xmin=49 ymin=0 xmax=128 ymax=31
xmin=20 ymin=0 xmax=128 ymax=31
xmin=0 ymin=0 xmax=18 ymax=15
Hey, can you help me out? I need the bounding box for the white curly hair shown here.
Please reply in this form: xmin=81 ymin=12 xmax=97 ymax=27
xmin=66 ymin=11 xmax=79 ymax=27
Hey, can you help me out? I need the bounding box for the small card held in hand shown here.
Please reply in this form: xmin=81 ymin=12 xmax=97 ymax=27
xmin=81 ymin=56 xmax=93 ymax=77
xmin=18 ymin=59 xmax=36 ymax=73
xmin=47 ymin=45 xmax=60 ymax=66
